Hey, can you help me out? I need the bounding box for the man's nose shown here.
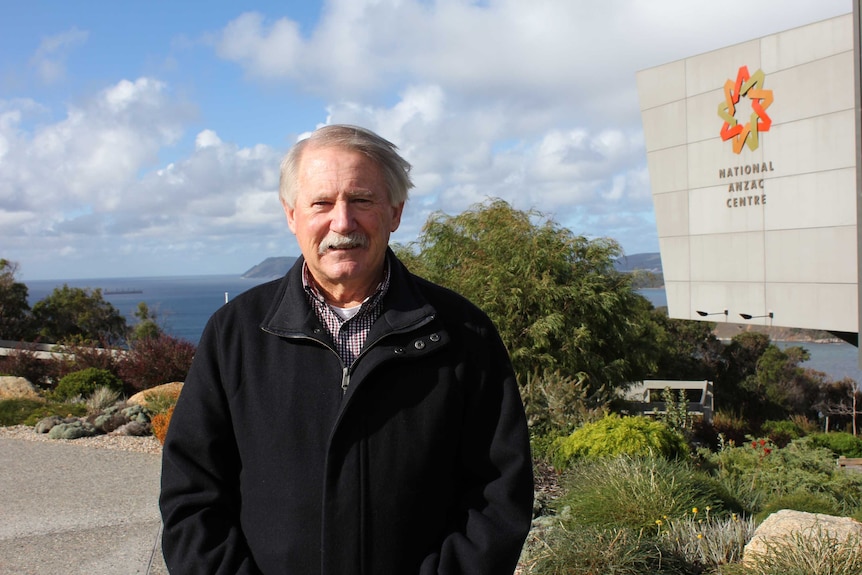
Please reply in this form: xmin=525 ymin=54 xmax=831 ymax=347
xmin=330 ymin=200 xmax=355 ymax=232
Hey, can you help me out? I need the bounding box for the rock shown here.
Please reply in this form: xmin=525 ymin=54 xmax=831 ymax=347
xmin=111 ymin=420 xmax=151 ymax=437
xmin=34 ymin=415 xmax=64 ymax=434
xmin=47 ymin=420 xmax=97 ymax=440
xmin=127 ymin=382 xmax=183 ymax=406
xmin=0 ymin=376 xmax=40 ymax=400
xmin=743 ymin=509 xmax=862 ymax=565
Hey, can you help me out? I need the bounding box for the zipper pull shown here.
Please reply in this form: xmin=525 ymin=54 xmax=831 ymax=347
xmin=341 ymin=366 xmax=350 ymax=395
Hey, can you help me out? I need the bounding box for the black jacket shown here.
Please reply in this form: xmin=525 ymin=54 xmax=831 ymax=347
xmin=160 ymin=253 xmax=534 ymax=574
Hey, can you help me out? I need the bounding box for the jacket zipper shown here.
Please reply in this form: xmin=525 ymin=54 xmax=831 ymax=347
xmin=264 ymin=313 xmax=437 ymax=396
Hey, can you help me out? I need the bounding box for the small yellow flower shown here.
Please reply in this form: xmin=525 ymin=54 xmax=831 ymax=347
xmin=705 ymin=506 xmax=711 ymax=512
xmin=732 ymin=513 xmax=738 ymax=522
xmin=697 ymin=533 xmax=703 ymax=539
xmin=692 ymin=507 xmax=698 ymax=515
xmin=655 ymin=519 xmax=663 ymax=526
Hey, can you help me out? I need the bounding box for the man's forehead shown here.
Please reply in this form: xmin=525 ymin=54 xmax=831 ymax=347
xmin=298 ymin=145 xmax=383 ymax=186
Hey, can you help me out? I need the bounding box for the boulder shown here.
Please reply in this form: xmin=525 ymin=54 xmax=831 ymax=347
xmin=0 ymin=376 xmax=40 ymax=400
xmin=127 ymin=382 xmax=183 ymax=406
xmin=743 ymin=509 xmax=862 ymax=565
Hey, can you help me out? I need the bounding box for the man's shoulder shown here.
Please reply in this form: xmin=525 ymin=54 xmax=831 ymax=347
xmin=407 ymin=273 xmax=488 ymax=322
xmin=214 ymin=276 xmax=285 ymax=320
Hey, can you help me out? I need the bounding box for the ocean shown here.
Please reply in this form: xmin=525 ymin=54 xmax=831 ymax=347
xmin=22 ymin=278 xmax=861 ymax=384
xmin=26 ymin=275 xmax=274 ymax=345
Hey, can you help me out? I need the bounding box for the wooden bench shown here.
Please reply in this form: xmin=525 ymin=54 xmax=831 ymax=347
xmin=837 ymin=457 xmax=862 ymax=470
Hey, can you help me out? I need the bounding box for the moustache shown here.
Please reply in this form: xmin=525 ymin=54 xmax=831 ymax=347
xmin=319 ymin=232 xmax=369 ymax=254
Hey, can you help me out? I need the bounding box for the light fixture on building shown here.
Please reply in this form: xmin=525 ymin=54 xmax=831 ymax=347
xmin=739 ymin=311 xmax=774 ymax=321
xmin=696 ymin=309 xmax=728 ymax=320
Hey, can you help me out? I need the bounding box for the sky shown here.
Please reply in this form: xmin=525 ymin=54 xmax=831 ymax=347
xmin=0 ymin=0 xmax=853 ymax=280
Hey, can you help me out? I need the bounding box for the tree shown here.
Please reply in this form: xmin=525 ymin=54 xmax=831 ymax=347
xmin=648 ymin=309 xmax=723 ymax=381
xmin=0 ymin=259 xmax=35 ymax=341
xmin=713 ymin=331 xmax=772 ymax=411
xmin=741 ymin=344 xmax=823 ymax=421
xmin=395 ymin=198 xmax=659 ymax=399
xmin=31 ymin=285 xmax=128 ymax=345
xmin=131 ymin=302 xmax=162 ymax=341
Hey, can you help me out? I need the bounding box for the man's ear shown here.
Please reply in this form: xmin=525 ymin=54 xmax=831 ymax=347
xmin=390 ymin=202 xmax=404 ymax=232
xmin=282 ymin=198 xmax=297 ymax=234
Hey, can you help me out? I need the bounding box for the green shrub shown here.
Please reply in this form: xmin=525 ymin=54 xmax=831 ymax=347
xmin=0 ymin=398 xmax=46 ymax=426
xmin=555 ymin=455 xmax=737 ymax=531
xmin=761 ymin=419 xmax=802 ymax=447
xmin=699 ymin=440 xmax=862 ymax=518
xmin=521 ymin=523 xmax=689 ymax=575
xmin=551 ymin=414 xmax=687 ymax=470
xmin=20 ymin=401 xmax=87 ymax=426
xmin=805 ymin=432 xmax=862 ymax=458
xmin=712 ymin=410 xmax=751 ymax=447
xmin=52 ymin=367 xmax=123 ymax=401
xmin=755 ymin=490 xmax=842 ymax=522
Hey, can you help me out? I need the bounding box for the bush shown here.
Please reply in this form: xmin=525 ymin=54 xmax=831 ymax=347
xmin=118 ymin=334 xmax=195 ymax=394
xmin=52 ymin=368 xmax=123 ymax=401
xmin=21 ymin=402 xmax=87 ymax=426
xmin=711 ymin=410 xmax=751 ymax=447
xmin=151 ymin=405 xmax=174 ymax=445
xmin=554 ymin=455 xmax=737 ymax=531
xmin=84 ymin=386 xmax=122 ymax=413
xmin=521 ymin=370 xmax=606 ymax=436
xmin=761 ymin=419 xmax=803 ymax=447
xmin=805 ymin=432 xmax=862 ymax=458
xmin=521 ymin=523 xmax=690 ymax=575
xmin=551 ymin=414 xmax=687 ymax=470
xmin=0 ymin=398 xmax=46 ymax=426
xmin=48 ymin=340 xmax=120 ymax=382
xmin=755 ymin=490 xmax=842 ymax=522
xmin=660 ymin=513 xmax=756 ymax=569
xmin=699 ymin=439 xmax=862 ymax=518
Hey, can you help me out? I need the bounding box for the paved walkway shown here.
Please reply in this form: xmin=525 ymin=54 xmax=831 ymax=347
xmin=0 ymin=438 xmax=167 ymax=575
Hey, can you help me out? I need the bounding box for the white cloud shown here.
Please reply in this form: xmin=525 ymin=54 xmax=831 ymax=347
xmin=208 ymin=0 xmax=849 ymax=259
xmin=4 ymin=0 xmax=852 ymax=279
xmin=29 ymin=27 xmax=89 ymax=84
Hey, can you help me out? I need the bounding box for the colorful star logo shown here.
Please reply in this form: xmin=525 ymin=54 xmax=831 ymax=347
xmin=718 ymin=65 xmax=773 ymax=154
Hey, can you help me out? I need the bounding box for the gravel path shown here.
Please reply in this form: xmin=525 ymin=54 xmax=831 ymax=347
xmin=0 ymin=424 xmax=162 ymax=455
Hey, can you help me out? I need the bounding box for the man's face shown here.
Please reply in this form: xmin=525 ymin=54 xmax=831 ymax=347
xmin=283 ymin=145 xmax=404 ymax=305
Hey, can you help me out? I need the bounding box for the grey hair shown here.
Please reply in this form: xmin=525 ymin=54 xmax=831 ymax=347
xmin=279 ymin=124 xmax=414 ymax=208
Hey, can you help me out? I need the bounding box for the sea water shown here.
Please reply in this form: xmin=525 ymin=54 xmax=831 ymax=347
xmin=26 ymin=275 xmax=274 ymax=345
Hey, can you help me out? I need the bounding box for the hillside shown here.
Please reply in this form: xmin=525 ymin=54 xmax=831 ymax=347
xmin=614 ymin=252 xmax=661 ymax=273
xmin=242 ymin=257 xmax=298 ymax=279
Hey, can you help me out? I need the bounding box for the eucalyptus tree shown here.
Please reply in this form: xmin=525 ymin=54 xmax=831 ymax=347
xmin=395 ymin=199 xmax=659 ymax=400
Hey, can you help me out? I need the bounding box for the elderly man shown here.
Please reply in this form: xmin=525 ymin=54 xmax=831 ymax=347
xmin=160 ymin=125 xmax=533 ymax=574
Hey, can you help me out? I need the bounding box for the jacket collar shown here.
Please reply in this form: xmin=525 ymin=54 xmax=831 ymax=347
xmin=261 ymin=248 xmax=436 ymax=339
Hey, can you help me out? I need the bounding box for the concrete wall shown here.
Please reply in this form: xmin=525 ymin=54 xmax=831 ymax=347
xmin=638 ymin=13 xmax=858 ymax=333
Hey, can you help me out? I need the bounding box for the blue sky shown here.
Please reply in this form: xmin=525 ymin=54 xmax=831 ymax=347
xmin=1 ymin=0 xmax=852 ymax=280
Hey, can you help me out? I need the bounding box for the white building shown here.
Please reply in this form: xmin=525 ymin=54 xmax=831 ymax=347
xmin=637 ymin=5 xmax=862 ymax=350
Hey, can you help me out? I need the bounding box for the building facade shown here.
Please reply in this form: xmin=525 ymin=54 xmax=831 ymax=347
xmin=637 ymin=10 xmax=861 ymax=343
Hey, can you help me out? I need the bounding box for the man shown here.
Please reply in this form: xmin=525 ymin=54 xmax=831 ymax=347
xmin=160 ymin=125 xmax=534 ymax=574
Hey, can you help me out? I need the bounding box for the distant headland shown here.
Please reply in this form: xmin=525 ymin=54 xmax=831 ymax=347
xmin=241 ymin=257 xmax=299 ymax=279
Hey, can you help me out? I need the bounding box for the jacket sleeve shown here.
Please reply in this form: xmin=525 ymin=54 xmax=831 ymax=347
xmin=159 ymin=317 xmax=263 ymax=575
xmin=420 ymin=324 xmax=534 ymax=575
